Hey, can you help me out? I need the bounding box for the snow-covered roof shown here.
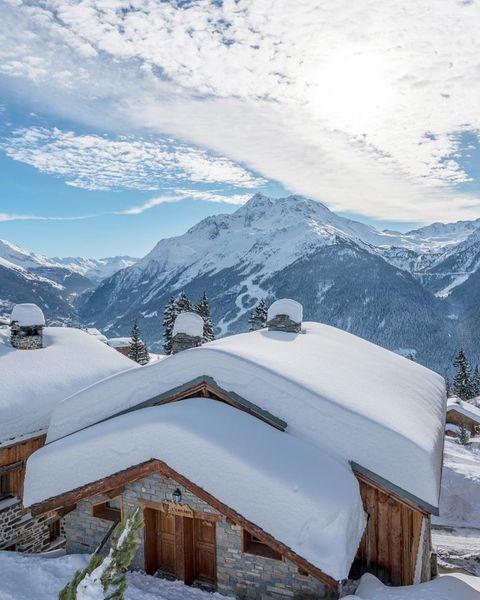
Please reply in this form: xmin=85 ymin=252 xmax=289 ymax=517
xmin=85 ymin=328 xmax=108 ymax=343
xmin=267 ymin=298 xmax=303 ymax=323
xmin=10 ymin=303 xmax=45 ymax=327
xmin=0 ymin=327 xmax=136 ymax=446
xmin=447 ymin=398 xmax=480 ymax=424
xmin=107 ymin=337 xmax=132 ymax=348
xmin=173 ymin=311 xmax=203 ymax=337
xmin=46 ymin=322 xmax=446 ymax=510
xmin=24 ymin=399 xmax=366 ymax=581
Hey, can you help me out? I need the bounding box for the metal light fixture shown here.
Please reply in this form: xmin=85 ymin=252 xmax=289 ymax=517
xmin=172 ymin=488 xmax=182 ymax=504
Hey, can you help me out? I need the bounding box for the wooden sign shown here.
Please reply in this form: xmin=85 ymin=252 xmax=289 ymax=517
xmin=162 ymin=500 xmax=194 ymax=518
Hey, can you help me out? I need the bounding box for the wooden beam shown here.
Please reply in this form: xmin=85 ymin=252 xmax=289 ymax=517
xmin=105 ymin=486 xmax=125 ymax=499
xmin=352 ymin=463 xmax=436 ymax=516
xmin=30 ymin=459 xmax=338 ymax=593
xmin=0 ymin=461 xmax=22 ymax=475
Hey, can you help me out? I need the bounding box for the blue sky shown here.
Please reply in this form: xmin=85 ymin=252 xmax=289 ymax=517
xmin=1 ymin=1 xmax=479 ymax=258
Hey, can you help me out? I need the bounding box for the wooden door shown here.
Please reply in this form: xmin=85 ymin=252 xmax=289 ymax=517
xmin=156 ymin=511 xmax=176 ymax=576
xmin=193 ymin=518 xmax=216 ymax=586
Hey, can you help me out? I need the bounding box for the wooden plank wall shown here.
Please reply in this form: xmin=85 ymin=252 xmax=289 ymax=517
xmin=0 ymin=435 xmax=46 ymax=499
xmin=353 ymin=477 xmax=424 ymax=586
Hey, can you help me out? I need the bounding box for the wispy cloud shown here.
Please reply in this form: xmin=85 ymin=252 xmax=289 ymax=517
xmin=0 ymin=212 xmax=97 ymax=222
xmin=0 ymin=191 xmax=253 ymax=222
xmin=2 ymin=1 xmax=480 ymax=221
xmin=2 ymin=128 xmax=264 ymax=191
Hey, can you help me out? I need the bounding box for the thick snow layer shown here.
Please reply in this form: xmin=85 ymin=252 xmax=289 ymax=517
xmin=433 ymin=438 xmax=480 ymax=528
xmin=267 ymin=298 xmax=303 ymax=323
xmin=345 ymin=571 xmax=480 ymax=599
xmin=0 ymin=551 xmax=226 ymax=600
xmin=10 ymin=302 xmax=45 ymax=326
xmin=25 ymin=399 xmax=366 ymax=581
xmin=172 ymin=312 xmax=203 ymax=337
xmin=0 ymin=327 xmax=136 ymax=445
xmin=447 ymin=398 xmax=480 ymax=425
xmin=47 ymin=323 xmax=445 ymax=509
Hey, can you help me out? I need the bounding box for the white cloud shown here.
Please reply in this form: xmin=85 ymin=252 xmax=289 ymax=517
xmin=2 ymin=128 xmax=263 ymax=191
xmin=1 ymin=0 xmax=480 ymax=221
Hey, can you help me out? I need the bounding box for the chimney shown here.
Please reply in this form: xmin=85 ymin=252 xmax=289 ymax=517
xmin=267 ymin=299 xmax=303 ymax=333
xmin=171 ymin=312 xmax=204 ymax=354
xmin=10 ymin=303 xmax=45 ymax=350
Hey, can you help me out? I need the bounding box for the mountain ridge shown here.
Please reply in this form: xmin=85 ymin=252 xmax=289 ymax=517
xmin=78 ymin=194 xmax=480 ymax=374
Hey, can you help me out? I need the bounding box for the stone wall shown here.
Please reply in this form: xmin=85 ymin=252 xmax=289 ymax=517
xmin=266 ymin=315 xmax=301 ymax=334
xmin=171 ymin=332 xmax=202 ymax=354
xmin=0 ymin=496 xmax=56 ymax=552
xmin=64 ymin=473 xmax=333 ymax=599
xmin=10 ymin=325 xmax=43 ymax=350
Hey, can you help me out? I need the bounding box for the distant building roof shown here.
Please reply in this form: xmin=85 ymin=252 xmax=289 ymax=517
xmin=107 ymin=337 xmax=133 ymax=348
xmin=10 ymin=303 xmax=45 ymax=327
xmin=447 ymin=397 xmax=480 ymax=424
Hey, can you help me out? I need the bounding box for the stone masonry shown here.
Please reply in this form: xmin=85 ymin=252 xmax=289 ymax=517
xmin=0 ymin=496 xmax=57 ymax=552
xmin=10 ymin=324 xmax=43 ymax=350
xmin=266 ymin=315 xmax=301 ymax=334
xmin=65 ymin=473 xmax=335 ymax=599
xmin=171 ymin=332 xmax=202 ymax=354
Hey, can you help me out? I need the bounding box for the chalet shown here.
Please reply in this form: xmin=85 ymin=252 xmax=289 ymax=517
xmin=446 ymin=397 xmax=480 ymax=437
xmin=23 ymin=300 xmax=446 ymax=598
xmin=107 ymin=337 xmax=133 ymax=356
xmin=0 ymin=304 xmax=135 ymax=554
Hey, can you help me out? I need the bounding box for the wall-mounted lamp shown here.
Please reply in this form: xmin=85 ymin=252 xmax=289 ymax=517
xmin=172 ymin=488 xmax=182 ymax=504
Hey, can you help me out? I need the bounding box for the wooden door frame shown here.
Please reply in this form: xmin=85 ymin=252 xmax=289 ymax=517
xmin=143 ymin=502 xmax=218 ymax=588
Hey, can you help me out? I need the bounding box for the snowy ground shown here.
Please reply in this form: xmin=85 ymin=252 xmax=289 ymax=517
xmin=0 ymin=552 xmax=228 ymax=600
xmin=345 ymin=572 xmax=480 ymax=599
xmin=433 ymin=526 xmax=480 ymax=576
xmin=431 ymin=437 xmax=480 ymax=577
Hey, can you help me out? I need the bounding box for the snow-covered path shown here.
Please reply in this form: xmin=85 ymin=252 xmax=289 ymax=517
xmin=433 ymin=526 xmax=480 ymax=576
xmin=0 ymin=552 xmax=227 ymax=600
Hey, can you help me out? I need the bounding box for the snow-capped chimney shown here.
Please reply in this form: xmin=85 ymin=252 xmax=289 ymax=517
xmin=10 ymin=303 xmax=45 ymax=350
xmin=171 ymin=312 xmax=204 ymax=354
xmin=267 ymin=299 xmax=303 ymax=334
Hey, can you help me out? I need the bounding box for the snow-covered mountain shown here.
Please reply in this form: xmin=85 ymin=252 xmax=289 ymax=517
xmin=80 ymin=193 xmax=480 ymax=373
xmin=0 ymin=239 xmax=137 ymax=323
xmin=53 ymin=256 xmax=138 ymax=282
xmin=6 ymin=194 xmax=480 ymax=374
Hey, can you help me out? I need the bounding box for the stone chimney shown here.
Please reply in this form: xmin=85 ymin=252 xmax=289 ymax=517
xmin=10 ymin=303 xmax=45 ymax=350
xmin=266 ymin=299 xmax=303 ymax=333
xmin=171 ymin=312 xmax=204 ymax=354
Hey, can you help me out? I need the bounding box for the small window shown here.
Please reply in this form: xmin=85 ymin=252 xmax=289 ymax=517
xmin=0 ymin=473 xmax=11 ymax=500
xmin=48 ymin=519 xmax=61 ymax=542
xmin=242 ymin=530 xmax=282 ymax=561
xmin=92 ymin=496 xmax=122 ymax=522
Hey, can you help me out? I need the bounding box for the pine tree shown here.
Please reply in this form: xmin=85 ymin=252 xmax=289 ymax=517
xmin=176 ymin=292 xmax=192 ymax=313
xmin=445 ymin=377 xmax=452 ymax=398
xmin=453 ymin=347 xmax=474 ymax=401
xmin=127 ymin=321 xmax=149 ymax=365
xmin=248 ymin=298 xmax=269 ymax=331
xmin=459 ymin=424 xmax=470 ymax=446
xmin=472 ymin=365 xmax=480 ymax=399
xmin=60 ymin=507 xmax=143 ymax=600
xmin=162 ymin=297 xmax=179 ymax=355
xmin=195 ymin=291 xmax=215 ymax=342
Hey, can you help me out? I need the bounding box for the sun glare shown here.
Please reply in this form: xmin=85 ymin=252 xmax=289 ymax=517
xmin=305 ymin=49 xmax=395 ymax=132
